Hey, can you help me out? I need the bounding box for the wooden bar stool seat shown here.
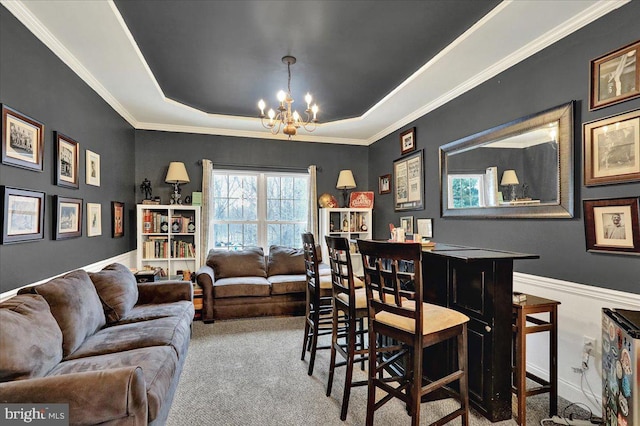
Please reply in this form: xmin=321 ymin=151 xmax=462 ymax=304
xmin=512 ymin=293 xmax=560 ymax=426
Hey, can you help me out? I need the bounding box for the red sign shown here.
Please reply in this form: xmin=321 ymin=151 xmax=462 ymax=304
xmin=349 ymin=191 xmax=374 ymax=209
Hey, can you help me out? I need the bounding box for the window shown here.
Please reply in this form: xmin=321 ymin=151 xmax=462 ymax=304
xmin=211 ymin=170 xmax=309 ymax=252
xmin=447 ymin=174 xmax=486 ymax=208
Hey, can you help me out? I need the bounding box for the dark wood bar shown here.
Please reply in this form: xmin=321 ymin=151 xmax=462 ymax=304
xmin=421 ymin=243 xmax=539 ymax=422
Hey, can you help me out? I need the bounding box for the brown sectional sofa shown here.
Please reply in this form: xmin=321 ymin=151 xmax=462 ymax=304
xmin=196 ymin=245 xmax=330 ymax=323
xmin=0 ymin=263 xmax=193 ymax=425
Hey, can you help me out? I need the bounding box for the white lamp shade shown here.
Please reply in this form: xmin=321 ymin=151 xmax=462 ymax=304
xmin=165 ymin=162 xmax=190 ymax=184
xmin=500 ymin=169 xmax=519 ymax=186
xmin=336 ymin=170 xmax=356 ymax=190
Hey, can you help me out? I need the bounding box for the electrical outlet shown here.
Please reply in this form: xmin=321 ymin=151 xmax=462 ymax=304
xmin=581 ymin=336 xmax=596 ymax=370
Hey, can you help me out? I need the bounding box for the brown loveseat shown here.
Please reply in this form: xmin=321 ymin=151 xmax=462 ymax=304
xmin=196 ymin=245 xmax=330 ymax=323
xmin=0 ymin=263 xmax=193 ymax=426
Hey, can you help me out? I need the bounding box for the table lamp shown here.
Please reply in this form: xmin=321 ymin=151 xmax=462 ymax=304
xmin=165 ymin=162 xmax=190 ymax=204
xmin=501 ymin=169 xmax=519 ymax=202
xmin=336 ymin=170 xmax=356 ymax=208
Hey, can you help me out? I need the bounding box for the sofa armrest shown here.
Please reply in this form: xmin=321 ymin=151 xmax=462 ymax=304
xmin=0 ymin=367 xmax=147 ymax=425
xmin=136 ymin=281 xmax=193 ymax=305
xmin=196 ymin=266 xmax=215 ymax=323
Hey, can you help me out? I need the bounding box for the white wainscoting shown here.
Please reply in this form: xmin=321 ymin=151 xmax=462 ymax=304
xmin=0 ymin=251 xmax=137 ymax=302
xmin=514 ymin=272 xmax=640 ymax=416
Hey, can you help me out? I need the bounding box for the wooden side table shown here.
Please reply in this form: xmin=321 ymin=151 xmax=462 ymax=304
xmin=193 ymin=284 xmax=203 ymax=320
xmin=512 ymin=294 xmax=560 ymax=426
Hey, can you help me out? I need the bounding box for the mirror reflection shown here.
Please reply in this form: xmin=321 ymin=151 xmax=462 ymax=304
xmin=440 ymin=102 xmax=574 ymax=218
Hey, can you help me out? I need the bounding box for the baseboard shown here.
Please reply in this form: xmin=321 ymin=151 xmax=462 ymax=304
xmin=0 ymin=251 xmax=136 ymax=302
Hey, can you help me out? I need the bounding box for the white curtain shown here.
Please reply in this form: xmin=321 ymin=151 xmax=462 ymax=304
xmin=200 ymin=159 xmax=214 ymax=267
xmin=307 ymin=165 xmax=318 ymax=239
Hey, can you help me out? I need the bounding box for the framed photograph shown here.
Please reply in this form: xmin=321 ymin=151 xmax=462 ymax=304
xmin=1 ymin=104 xmax=44 ymax=172
xmin=53 ymin=196 xmax=82 ymax=240
xmin=590 ymin=40 xmax=640 ymax=110
xmin=111 ymin=201 xmax=124 ymax=238
xmin=86 ymin=150 xmax=101 ymax=186
xmin=400 ymin=216 xmax=414 ymax=234
xmin=394 ymin=149 xmax=424 ymax=211
xmin=1 ymin=186 xmax=45 ymax=244
xmin=400 ymin=127 xmax=416 ymax=155
xmin=55 ymin=132 xmax=79 ymax=189
xmin=583 ymin=197 xmax=640 ymax=255
xmin=583 ymin=108 xmax=640 ymax=186
xmin=87 ymin=202 xmax=102 ymax=237
xmin=379 ymin=174 xmax=391 ymax=194
xmin=417 ymin=218 xmax=433 ymax=239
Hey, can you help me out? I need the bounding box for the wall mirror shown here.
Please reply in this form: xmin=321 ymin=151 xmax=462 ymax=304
xmin=440 ymin=101 xmax=574 ymax=218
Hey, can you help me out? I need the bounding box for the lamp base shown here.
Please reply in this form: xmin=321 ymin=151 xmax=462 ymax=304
xmin=341 ymin=189 xmax=350 ymax=208
xmin=170 ymin=183 xmax=182 ymax=204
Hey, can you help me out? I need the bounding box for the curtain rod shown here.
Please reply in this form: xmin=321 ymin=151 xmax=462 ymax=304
xmin=198 ymin=160 xmax=321 ymax=173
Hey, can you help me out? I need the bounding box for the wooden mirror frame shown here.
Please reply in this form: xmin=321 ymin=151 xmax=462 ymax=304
xmin=439 ymin=101 xmax=575 ymax=219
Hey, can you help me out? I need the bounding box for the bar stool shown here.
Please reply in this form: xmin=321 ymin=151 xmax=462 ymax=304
xmin=512 ymin=293 xmax=561 ymax=426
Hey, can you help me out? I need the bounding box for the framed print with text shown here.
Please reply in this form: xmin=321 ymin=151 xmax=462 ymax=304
xmin=111 ymin=201 xmax=124 ymax=238
xmin=1 ymin=104 xmax=44 ymax=172
xmin=86 ymin=150 xmax=100 ymax=186
xmin=54 ymin=196 xmax=82 ymax=240
xmin=55 ymin=132 xmax=80 ymax=189
xmin=393 ymin=150 xmax=424 ymax=211
xmin=417 ymin=218 xmax=433 ymax=239
xmin=1 ymin=186 xmax=45 ymax=244
xmin=584 ymin=108 xmax=640 ymax=186
xmin=590 ymin=40 xmax=640 ymax=110
xmin=87 ymin=203 xmax=102 ymax=237
xmin=583 ymin=197 xmax=640 ymax=255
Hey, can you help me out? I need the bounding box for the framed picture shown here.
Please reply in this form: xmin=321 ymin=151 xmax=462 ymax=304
xmin=86 ymin=150 xmax=101 ymax=186
xmin=1 ymin=186 xmax=45 ymax=244
xmin=400 ymin=127 xmax=416 ymax=155
xmin=379 ymin=174 xmax=391 ymax=194
xmin=400 ymin=216 xmax=414 ymax=234
xmin=583 ymin=197 xmax=640 ymax=255
xmin=393 ymin=149 xmax=424 ymax=211
xmin=583 ymin=108 xmax=640 ymax=186
xmin=111 ymin=201 xmax=124 ymax=238
xmin=53 ymin=196 xmax=82 ymax=240
xmin=590 ymin=40 xmax=640 ymax=110
xmin=87 ymin=202 xmax=102 ymax=237
xmin=349 ymin=191 xmax=374 ymax=209
xmin=1 ymin=104 xmax=44 ymax=172
xmin=417 ymin=218 xmax=433 ymax=239
xmin=55 ymin=132 xmax=79 ymax=189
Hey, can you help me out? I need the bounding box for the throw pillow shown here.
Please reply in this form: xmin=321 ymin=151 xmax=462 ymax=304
xmin=89 ymin=263 xmax=139 ymax=324
xmin=206 ymin=246 xmax=267 ymax=278
xmin=267 ymin=245 xmax=305 ymax=276
xmin=0 ymin=294 xmax=63 ymax=381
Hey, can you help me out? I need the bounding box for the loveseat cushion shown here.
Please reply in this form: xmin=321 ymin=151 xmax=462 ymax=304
xmin=48 ymin=346 xmax=178 ymax=423
xmin=0 ymin=294 xmax=63 ymax=381
xmin=212 ymin=277 xmax=271 ymax=298
xmin=206 ymin=247 xmax=267 ymax=278
xmin=267 ymin=274 xmax=307 ymax=295
xmin=267 ymin=245 xmax=305 ymax=276
xmin=18 ymin=269 xmax=106 ymax=358
xmin=89 ymin=263 xmax=139 ymax=324
xmin=116 ymin=301 xmax=194 ymax=326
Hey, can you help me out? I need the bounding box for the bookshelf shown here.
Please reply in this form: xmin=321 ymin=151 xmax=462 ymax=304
xmin=318 ymin=208 xmax=372 ymax=276
xmin=136 ymin=204 xmax=201 ymax=277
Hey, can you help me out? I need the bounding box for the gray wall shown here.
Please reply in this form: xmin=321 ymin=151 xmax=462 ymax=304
xmin=368 ymin=1 xmax=640 ymax=294
xmin=0 ymin=6 xmax=136 ymax=292
xmin=134 ymin=130 xmax=369 ymax=209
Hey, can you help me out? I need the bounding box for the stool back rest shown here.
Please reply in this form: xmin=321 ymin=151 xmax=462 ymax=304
xmin=357 ymin=240 xmax=422 ymax=328
xmin=325 ymin=236 xmax=358 ymax=314
xmin=301 ymin=233 xmax=322 ymax=295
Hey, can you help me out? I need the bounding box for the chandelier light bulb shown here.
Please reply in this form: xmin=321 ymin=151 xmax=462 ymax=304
xmin=305 ymin=93 xmax=312 ymax=108
xmin=293 ymin=110 xmax=300 ymax=121
xmin=258 ymin=99 xmax=266 ymax=115
xmin=268 ymin=109 xmax=275 ymax=120
xmin=312 ymin=104 xmax=318 ymax=120
xmin=277 ymin=90 xmax=286 ymax=103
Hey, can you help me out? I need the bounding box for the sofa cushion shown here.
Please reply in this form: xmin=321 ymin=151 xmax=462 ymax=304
xmin=206 ymin=247 xmax=267 ymax=279
xmin=115 ymin=301 xmax=194 ymax=326
xmin=267 ymin=245 xmax=305 ymax=276
xmin=19 ymin=269 xmax=106 ymax=358
xmin=267 ymin=274 xmax=306 ymax=295
xmin=212 ymin=276 xmax=271 ymax=298
xmin=0 ymin=294 xmax=63 ymax=381
xmin=89 ymin=263 xmax=139 ymax=324
xmin=48 ymin=346 xmax=177 ymax=422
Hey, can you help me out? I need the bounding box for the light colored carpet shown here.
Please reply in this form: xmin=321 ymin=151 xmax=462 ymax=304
xmin=167 ymin=316 xmax=583 ymax=426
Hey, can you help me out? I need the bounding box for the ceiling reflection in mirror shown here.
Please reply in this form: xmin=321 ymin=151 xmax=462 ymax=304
xmin=440 ymin=102 xmax=574 ymax=218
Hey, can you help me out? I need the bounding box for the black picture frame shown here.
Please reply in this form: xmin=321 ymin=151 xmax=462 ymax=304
xmin=53 ymin=195 xmax=83 ymax=240
xmin=583 ymin=196 xmax=640 ymax=256
xmin=1 ymin=186 xmax=45 ymax=244
xmin=55 ymin=132 xmax=80 ymax=189
xmin=1 ymin=104 xmax=44 ymax=172
xmin=394 ymin=149 xmax=424 ymax=211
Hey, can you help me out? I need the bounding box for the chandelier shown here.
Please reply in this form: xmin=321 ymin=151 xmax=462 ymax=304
xmin=258 ymin=56 xmax=318 ymax=138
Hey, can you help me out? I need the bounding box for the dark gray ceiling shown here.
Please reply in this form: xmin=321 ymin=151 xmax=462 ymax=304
xmin=113 ymin=0 xmax=500 ymax=123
